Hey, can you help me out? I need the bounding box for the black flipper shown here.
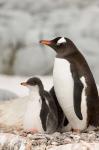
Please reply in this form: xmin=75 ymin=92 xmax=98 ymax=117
xmin=44 ymin=91 xmax=58 ymax=133
xmin=40 ymin=97 xmax=49 ymax=131
xmin=49 ymin=87 xmax=69 ymax=129
xmin=70 ymin=64 xmax=83 ymax=120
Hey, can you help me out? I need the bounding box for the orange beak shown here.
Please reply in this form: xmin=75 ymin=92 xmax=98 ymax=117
xmin=39 ymin=40 xmax=52 ymax=46
xmin=20 ymin=82 xmax=28 ymax=86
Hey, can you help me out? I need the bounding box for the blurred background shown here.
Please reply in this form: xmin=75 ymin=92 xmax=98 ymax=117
xmin=0 ymin=0 xmax=99 ymax=84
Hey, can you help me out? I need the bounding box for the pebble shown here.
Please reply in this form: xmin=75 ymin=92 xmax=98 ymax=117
xmin=51 ymin=142 xmax=58 ymax=146
xmin=1 ymin=130 xmax=99 ymax=149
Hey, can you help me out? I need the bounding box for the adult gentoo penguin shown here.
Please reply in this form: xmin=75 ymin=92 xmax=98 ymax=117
xmin=40 ymin=37 xmax=99 ymax=132
xmin=21 ymin=77 xmax=58 ymax=133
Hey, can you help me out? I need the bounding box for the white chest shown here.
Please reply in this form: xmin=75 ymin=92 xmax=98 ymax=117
xmin=53 ymin=58 xmax=74 ymax=109
xmin=23 ymin=92 xmax=44 ymax=132
xmin=53 ymin=58 xmax=87 ymax=130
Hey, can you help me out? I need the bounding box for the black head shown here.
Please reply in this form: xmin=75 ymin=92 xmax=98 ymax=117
xmin=40 ymin=37 xmax=76 ymax=55
xmin=26 ymin=77 xmax=42 ymax=86
xmin=21 ymin=77 xmax=44 ymax=91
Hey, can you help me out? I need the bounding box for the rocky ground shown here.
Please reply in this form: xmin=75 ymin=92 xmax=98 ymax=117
xmin=0 ymin=128 xmax=99 ymax=150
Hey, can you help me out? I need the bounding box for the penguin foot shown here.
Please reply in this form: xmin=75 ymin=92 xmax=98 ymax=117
xmin=30 ymin=128 xmax=39 ymax=134
xmin=22 ymin=128 xmax=39 ymax=136
xmin=72 ymin=128 xmax=81 ymax=133
xmin=28 ymin=128 xmax=39 ymax=134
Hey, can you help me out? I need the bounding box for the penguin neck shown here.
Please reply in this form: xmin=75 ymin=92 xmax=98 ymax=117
xmin=29 ymin=86 xmax=39 ymax=99
xmin=29 ymin=85 xmax=44 ymax=99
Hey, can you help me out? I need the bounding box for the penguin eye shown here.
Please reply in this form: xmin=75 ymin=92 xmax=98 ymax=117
xmin=32 ymin=81 xmax=36 ymax=85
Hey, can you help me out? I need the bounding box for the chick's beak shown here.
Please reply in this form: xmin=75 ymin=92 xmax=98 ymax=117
xmin=20 ymin=82 xmax=27 ymax=86
xmin=39 ymin=40 xmax=52 ymax=46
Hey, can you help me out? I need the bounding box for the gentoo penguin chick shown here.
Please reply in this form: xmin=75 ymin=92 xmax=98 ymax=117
xmin=40 ymin=37 xmax=99 ymax=132
xmin=21 ymin=77 xmax=58 ymax=134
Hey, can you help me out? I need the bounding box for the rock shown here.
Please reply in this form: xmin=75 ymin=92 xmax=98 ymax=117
xmin=0 ymin=10 xmax=32 ymax=74
xmin=48 ymin=143 xmax=99 ymax=150
xmin=0 ymin=131 xmax=99 ymax=149
xmin=0 ymin=48 xmax=13 ymax=74
xmin=13 ymin=46 xmax=55 ymax=76
xmin=0 ymin=133 xmax=27 ymax=149
xmin=0 ymin=89 xmax=18 ymax=100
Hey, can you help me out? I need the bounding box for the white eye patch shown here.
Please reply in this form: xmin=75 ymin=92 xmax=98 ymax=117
xmin=57 ymin=37 xmax=66 ymax=45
